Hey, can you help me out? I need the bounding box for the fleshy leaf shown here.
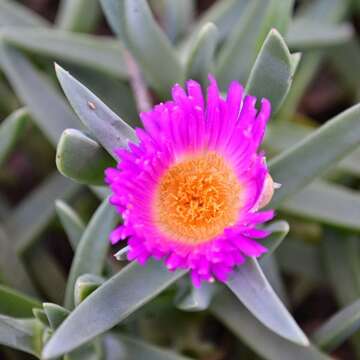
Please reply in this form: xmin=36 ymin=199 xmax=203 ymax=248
xmin=56 ymin=129 xmax=115 ymax=185
xmin=74 ymin=274 xmax=104 ymax=306
xmin=185 ymin=22 xmax=218 ymax=88
xmin=266 ymin=120 xmax=360 ymax=178
xmin=123 ymin=0 xmax=184 ymax=97
xmin=64 ymin=199 xmax=117 ymax=309
xmin=159 ymin=0 xmax=194 ymax=43
xmin=0 ymin=107 xmax=29 ymax=165
xmin=0 ymin=285 xmax=41 ymax=317
xmin=269 ymin=103 xmax=360 ymax=207
xmin=280 ymin=181 xmax=360 ymax=232
xmin=211 ymin=291 xmax=331 ymax=360
xmin=216 ymin=0 xmax=291 ymax=88
xmin=246 ymin=29 xmax=300 ymax=113
xmin=4 ymin=172 xmax=79 ymax=254
xmin=0 ymin=226 xmax=38 ymax=295
xmin=43 ymin=303 xmax=70 ymax=330
xmin=42 ymin=261 xmax=186 ymax=358
xmin=55 ymin=0 xmax=100 ymax=33
xmin=0 ymin=27 xmax=127 ymax=78
xmin=0 ymin=43 xmax=80 ymax=146
xmin=226 ymin=258 xmax=309 ymax=346
xmin=55 ymin=64 xmax=137 ymax=159
xmin=312 ymin=298 xmax=360 ymax=351
xmin=55 ymin=200 xmax=85 ymax=250
xmin=99 ymin=0 xmax=127 ymax=42
xmin=33 ymin=308 xmax=50 ymax=327
xmin=0 ymin=315 xmax=42 ymax=356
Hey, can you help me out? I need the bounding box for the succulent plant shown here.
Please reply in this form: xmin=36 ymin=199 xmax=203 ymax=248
xmin=0 ymin=0 xmax=360 ymax=359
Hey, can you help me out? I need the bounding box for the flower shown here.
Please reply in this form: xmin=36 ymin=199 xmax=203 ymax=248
xmin=105 ymin=76 xmax=275 ymax=286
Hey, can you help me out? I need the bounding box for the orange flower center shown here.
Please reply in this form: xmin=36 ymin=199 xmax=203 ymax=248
xmin=154 ymin=152 xmax=243 ymax=244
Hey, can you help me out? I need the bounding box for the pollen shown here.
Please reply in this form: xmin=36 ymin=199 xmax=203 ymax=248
xmin=154 ymin=152 xmax=243 ymax=244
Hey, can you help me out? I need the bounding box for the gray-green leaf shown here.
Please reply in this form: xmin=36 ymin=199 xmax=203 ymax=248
xmin=312 ymin=298 xmax=360 ymax=351
xmin=0 ymin=27 xmax=128 ymax=78
xmin=55 ymin=64 xmax=137 ymax=158
xmin=246 ymin=29 xmax=301 ymax=113
xmin=55 ymin=200 xmax=85 ymax=250
xmin=56 ymin=129 xmax=115 ymax=185
xmin=211 ymin=291 xmax=330 ymax=360
xmin=0 ymin=107 xmax=29 ymax=165
xmin=226 ymin=258 xmax=309 ymax=346
xmin=185 ymin=22 xmax=218 ymax=88
xmin=270 ymin=103 xmax=360 ymax=207
xmin=43 ymin=261 xmax=186 ymax=358
xmin=64 ymin=199 xmax=117 ymax=309
xmin=0 ymin=315 xmax=42 ymax=356
xmin=0 ymin=285 xmax=41 ymax=318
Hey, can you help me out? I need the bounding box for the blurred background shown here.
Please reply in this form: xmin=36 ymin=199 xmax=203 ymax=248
xmin=1 ymin=0 xmax=360 ymax=359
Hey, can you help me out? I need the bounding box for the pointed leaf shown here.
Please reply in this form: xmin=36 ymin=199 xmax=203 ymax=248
xmin=66 ymin=65 xmax=138 ymax=124
xmin=226 ymin=258 xmax=308 ymax=345
xmin=313 ymin=298 xmax=360 ymax=351
xmin=55 ymin=64 xmax=137 ymax=158
xmin=0 ymin=27 xmax=127 ymax=78
xmin=246 ymin=29 xmax=300 ymax=113
xmin=64 ymin=199 xmax=117 ymax=309
xmin=0 ymin=315 xmax=42 ymax=356
xmin=55 ymin=200 xmax=85 ymax=250
xmin=260 ymin=255 xmax=289 ymax=306
xmin=123 ymin=0 xmax=184 ymax=97
xmin=42 ymin=261 xmax=186 ymax=358
xmin=270 ymin=103 xmax=360 ymax=207
xmin=0 ymin=43 xmax=80 ymax=146
xmin=43 ymin=303 xmax=70 ymax=330
xmin=185 ymin=22 xmax=218 ymax=87
xmin=0 ymin=285 xmax=41 ymax=317
xmin=0 ymin=107 xmax=29 ymax=165
xmin=56 ymin=129 xmax=115 ymax=185
xmin=211 ymin=291 xmax=331 ymax=360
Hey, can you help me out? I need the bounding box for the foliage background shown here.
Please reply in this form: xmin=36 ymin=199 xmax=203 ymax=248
xmin=0 ymin=0 xmax=360 ymax=359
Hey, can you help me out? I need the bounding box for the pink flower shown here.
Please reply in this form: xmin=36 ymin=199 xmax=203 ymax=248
xmin=105 ymin=76 xmax=275 ymax=286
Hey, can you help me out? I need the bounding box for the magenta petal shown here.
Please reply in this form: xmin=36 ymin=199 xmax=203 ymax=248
xmin=105 ymin=76 xmax=274 ymax=287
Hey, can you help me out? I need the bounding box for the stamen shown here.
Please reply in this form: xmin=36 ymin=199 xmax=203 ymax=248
xmin=154 ymin=152 xmax=243 ymax=244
